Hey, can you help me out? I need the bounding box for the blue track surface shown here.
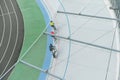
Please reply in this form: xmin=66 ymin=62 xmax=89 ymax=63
xmin=36 ymin=0 xmax=53 ymax=80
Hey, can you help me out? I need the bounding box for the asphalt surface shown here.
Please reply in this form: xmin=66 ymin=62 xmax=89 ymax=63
xmin=0 ymin=0 xmax=24 ymax=79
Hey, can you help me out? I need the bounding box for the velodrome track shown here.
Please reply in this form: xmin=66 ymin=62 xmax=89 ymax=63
xmin=0 ymin=0 xmax=24 ymax=79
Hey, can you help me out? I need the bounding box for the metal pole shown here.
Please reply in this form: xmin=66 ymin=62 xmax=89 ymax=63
xmin=20 ymin=60 xmax=63 ymax=80
xmin=44 ymin=32 xmax=120 ymax=53
xmin=57 ymin=11 xmax=120 ymax=21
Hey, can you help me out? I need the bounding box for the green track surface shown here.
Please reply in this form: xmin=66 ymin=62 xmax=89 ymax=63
xmin=8 ymin=0 xmax=47 ymax=80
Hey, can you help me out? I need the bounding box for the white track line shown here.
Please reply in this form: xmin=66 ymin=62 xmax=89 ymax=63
xmin=0 ymin=12 xmax=14 ymax=17
xmin=0 ymin=5 xmax=6 ymax=47
xmin=0 ymin=0 xmax=12 ymax=64
xmin=0 ymin=0 xmax=19 ymax=76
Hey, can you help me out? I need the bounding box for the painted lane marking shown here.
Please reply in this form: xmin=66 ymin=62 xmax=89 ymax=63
xmin=0 ymin=5 xmax=6 ymax=47
xmin=0 ymin=0 xmax=19 ymax=76
xmin=0 ymin=0 xmax=12 ymax=65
